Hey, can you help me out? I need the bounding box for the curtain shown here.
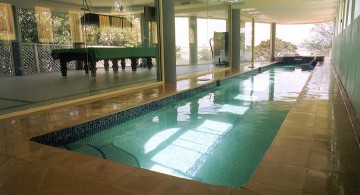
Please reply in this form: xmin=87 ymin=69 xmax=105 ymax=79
xmin=69 ymin=11 xmax=83 ymax=43
xmin=151 ymin=22 xmax=157 ymax=44
xmin=99 ymin=15 xmax=110 ymax=27
xmin=122 ymin=18 xmax=132 ymax=28
xmin=0 ymin=3 xmax=15 ymax=40
xmin=111 ymin=17 xmax=122 ymax=27
xmin=35 ymin=6 xmax=53 ymax=43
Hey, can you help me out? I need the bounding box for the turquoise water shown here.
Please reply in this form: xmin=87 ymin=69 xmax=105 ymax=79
xmin=67 ymin=65 xmax=311 ymax=187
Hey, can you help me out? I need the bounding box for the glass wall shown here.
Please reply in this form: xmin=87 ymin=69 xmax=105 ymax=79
xmin=0 ymin=1 xmax=160 ymax=114
xmin=175 ymin=1 xmax=230 ymax=78
xmin=347 ymin=0 xmax=353 ymax=26
xmin=254 ymin=23 xmax=270 ymax=61
xmin=276 ymin=23 xmax=333 ymax=57
xmin=240 ymin=15 xmax=253 ymax=63
xmin=344 ymin=0 xmax=349 ymax=30
xmin=175 ymin=17 xmax=189 ymax=65
xmin=339 ymin=0 xmax=345 ymax=33
xmin=355 ymin=0 xmax=360 ymax=19
xmin=275 ymin=24 xmax=312 ymax=56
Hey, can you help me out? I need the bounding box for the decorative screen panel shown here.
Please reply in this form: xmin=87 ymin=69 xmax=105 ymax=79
xmin=0 ymin=42 xmax=13 ymax=76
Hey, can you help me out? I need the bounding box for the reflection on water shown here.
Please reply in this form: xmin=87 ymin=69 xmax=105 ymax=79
xmin=68 ymin=65 xmax=311 ymax=187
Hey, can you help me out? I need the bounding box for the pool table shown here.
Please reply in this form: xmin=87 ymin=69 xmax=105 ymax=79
xmin=51 ymin=47 xmax=157 ymax=76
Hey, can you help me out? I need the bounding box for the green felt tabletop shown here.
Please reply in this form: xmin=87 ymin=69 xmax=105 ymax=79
xmin=51 ymin=47 xmax=157 ymax=60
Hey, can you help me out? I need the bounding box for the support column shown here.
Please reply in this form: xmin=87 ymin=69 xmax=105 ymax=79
xmin=11 ymin=6 xmax=24 ymax=76
xmin=270 ymin=23 xmax=276 ymax=61
xmin=141 ymin=13 xmax=150 ymax=48
xmin=189 ymin=16 xmax=198 ymax=65
xmin=161 ymin=0 xmax=176 ymax=83
xmin=231 ymin=9 xmax=240 ymax=71
xmin=141 ymin=13 xmax=150 ymax=67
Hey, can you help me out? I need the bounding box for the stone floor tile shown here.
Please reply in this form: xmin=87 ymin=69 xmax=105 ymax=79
xmin=278 ymin=125 xmax=314 ymax=138
xmin=37 ymin=169 xmax=96 ymax=191
xmin=304 ymin=169 xmax=360 ymax=195
xmin=208 ymin=185 xmax=233 ymax=195
xmin=97 ymin=185 xmax=135 ymax=195
xmin=36 ymin=185 xmax=98 ymax=195
xmin=252 ymin=162 xmax=307 ymax=190
xmin=0 ymin=168 xmax=47 ymax=194
xmin=311 ymin=139 xmax=360 ymax=154
xmin=0 ymin=138 xmax=44 ymax=157
xmin=292 ymin=104 xmax=318 ymax=113
xmin=75 ymin=158 xmax=136 ymax=185
xmin=111 ymin=169 xmax=177 ymax=195
xmin=0 ymin=157 xmax=42 ymax=174
xmin=271 ymin=135 xmax=312 ymax=150
xmin=243 ymin=181 xmax=302 ymax=195
xmin=314 ymin=115 xmax=353 ymax=131
xmin=309 ymin=151 xmax=360 ymax=175
xmin=313 ymin=128 xmax=357 ymax=142
xmin=163 ymin=180 xmax=211 ymax=195
xmin=263 ymin=146 xmax=310 ymax=167
xmin=17 ymin=145 xmax=71 ymax=166
xmin=284 ymin=112 xmax=316 ymax=128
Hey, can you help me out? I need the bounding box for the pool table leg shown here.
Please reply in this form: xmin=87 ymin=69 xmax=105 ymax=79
xmin=60 ymin=60 xmax=67 ymax=76
xmin=112 ymin=59 xmax=119 ymax=73
xmin=147 ymin=57 xmax=153 ymax=69
xmin=90 ymin=60 xmax=97 ymax=76
xmin=120 ymin=58 xmax=126 ymax=70
xmin=104 ymin=59 xmax=110 ymax=71
xmin=130 ymin=58 xmax=138 ymax=71
xmin=84 ymin=62 xmax=89 ymax=74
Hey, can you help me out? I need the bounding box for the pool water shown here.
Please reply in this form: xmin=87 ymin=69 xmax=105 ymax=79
xmin=67 ymin=65 xmax=311 ymax=187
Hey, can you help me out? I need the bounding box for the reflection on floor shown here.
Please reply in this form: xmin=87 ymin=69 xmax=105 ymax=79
xmin=0 ymin=64 xmax=225 ymax=114
xmin=0 ymin=60 xmax=359 ymax=194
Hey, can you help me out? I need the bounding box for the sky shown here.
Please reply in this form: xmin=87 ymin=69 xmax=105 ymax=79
xmin=175 ymin=17 xmax=227 ymax=48
xmin=255 ymin=23 xmax=314 ymax=45
xmin=175 ymin=18 xmax=315 ymax=48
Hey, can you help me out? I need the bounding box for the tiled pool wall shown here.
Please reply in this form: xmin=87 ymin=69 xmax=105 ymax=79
xmin=30 ymin=63 xmax=278 ymax=147
xmin=275 ymin=56 xmax=324 ymax=65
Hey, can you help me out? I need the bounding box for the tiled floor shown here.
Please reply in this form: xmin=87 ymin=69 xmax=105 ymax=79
xmin=0 ymin=61 xmax=359 ymax=194
xmin=244 ymin=61 xmax=360 ymax=195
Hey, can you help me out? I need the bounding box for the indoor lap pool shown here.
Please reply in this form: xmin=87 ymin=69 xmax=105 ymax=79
xmin=32 ymin=64 xmax=312 ymax=187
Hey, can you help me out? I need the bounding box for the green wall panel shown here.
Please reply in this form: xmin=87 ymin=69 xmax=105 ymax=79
xmin=332 ymin=16 xmax=360 ymax=122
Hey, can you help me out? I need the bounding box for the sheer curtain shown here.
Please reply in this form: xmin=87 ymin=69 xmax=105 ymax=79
xmin=69 ymin=11 xmax=83 ymax=43
xmin=35 ymin=6 xmax=53 ymax=43
xmin=0 ymin=3 xmax=15 ymax=41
